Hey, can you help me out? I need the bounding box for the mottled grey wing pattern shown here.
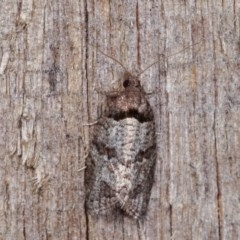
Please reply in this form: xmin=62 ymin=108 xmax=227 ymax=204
xmin=85 ymin=117 xmax=156 ymax=219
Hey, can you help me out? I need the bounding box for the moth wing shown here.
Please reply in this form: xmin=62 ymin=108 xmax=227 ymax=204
xmin=85 ymin=119 xmax=119 ymax=215
xmin=123 ymin=145 xmax=156 ymax=219
xmin=86 ymin=174 xmax=118 ymax=215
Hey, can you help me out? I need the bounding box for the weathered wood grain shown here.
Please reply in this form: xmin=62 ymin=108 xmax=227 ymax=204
xmin=0 ymin=1 xmax=239 ymax=239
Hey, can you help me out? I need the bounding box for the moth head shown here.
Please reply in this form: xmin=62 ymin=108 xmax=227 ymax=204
xmin=122 ymin=72 xmax=141 ymax=89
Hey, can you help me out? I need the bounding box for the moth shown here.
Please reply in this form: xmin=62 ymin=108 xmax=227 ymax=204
xmin=85 ymin=50 xmax=157 ymax=219
xmin=85 ymin=42 xmax=200 ymax=219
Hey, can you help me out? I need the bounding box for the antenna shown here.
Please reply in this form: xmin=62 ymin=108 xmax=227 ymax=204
xmin=89 ymin=43 xmax=129 ymax=72
xmin=137 ymin=40 xmax=203 ymax=77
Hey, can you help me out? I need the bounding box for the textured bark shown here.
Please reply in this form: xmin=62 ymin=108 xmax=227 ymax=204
xmin=0 ymin=1 xmax=239 ymax=240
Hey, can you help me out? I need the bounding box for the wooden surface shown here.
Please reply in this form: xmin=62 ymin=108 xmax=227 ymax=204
xmin=0 ymin=1 xmax=240 ymax=239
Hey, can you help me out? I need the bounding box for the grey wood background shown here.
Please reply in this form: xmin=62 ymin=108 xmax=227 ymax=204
xmin=0 ymin=1 xmax=239 ymax=239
